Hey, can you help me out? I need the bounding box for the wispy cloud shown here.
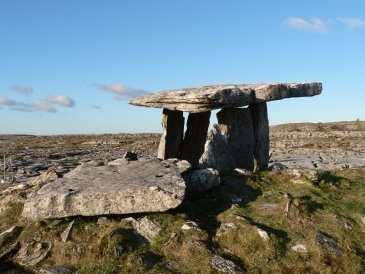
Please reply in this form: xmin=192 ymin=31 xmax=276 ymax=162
xmin=10 ymin=85 xmax=33 ymax=95
xmin=91 ymin=105 xmax=102 ymax=109
xmin=285 ymin=17 xmax=327 ymax=32
xmin=336 ymin=17 xmax=365 ymax=29
xmin=34 ymin=100 xmax=57 ymax=113
xmin=1 ymin=94 xmax=76 ymax=113
xmin=95 ymin=83 xmax=148 ymax=99
xmin=46 ymin=95 xmax=75 ymax=107
xmin=0 ymin=96 xmax=16 ymax=106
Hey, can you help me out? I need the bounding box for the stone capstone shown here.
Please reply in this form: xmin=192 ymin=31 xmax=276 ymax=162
xmin=129 ymin=82 xmax=322 ymax=113
xmin=22 ymin=158 xmax=190 ymax=219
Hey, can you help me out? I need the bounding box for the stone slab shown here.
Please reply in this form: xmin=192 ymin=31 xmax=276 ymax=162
xmin=22 ymin=158 xmax=190 ymax=219
xmin=129 ymin=82 xmax=322 ymax=113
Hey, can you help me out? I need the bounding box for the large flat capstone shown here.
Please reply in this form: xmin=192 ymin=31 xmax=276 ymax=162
xmin=129 ymin=82 xmax=322 ymax=113
xmin=22 ymin=158 xmax=190 ymax=219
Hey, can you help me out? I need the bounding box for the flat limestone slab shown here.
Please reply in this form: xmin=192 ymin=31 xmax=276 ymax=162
xmin=22 ymin=158 xmax=190 ymax=219
xmin=129 ymin=82 xmax=322 ymax=112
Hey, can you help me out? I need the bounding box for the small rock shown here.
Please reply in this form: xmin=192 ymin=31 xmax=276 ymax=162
xmin=260 ymin=203 xmax=278 ymax=211
xmin=132 ymin=217 xmax=161 ymax=242
xmin=97 ymin=217 xmax=108 ymax=225
xmin=60 ymin=220 xmax=74 ymax=242
xmin=17 ymin=241 xmax=52 ymax=266
xmin=306 ymin=170 xmax=320 ymax=181
xmin=234 ymin=168 xmax=252 ymax=176
xmin=0 ymin=240 xmax=20 ymax=262
xmin=256 ymin=227 xmax=270 ymax=242
xmin=289 ymin=169 xmax=301 ymax=178
xmin=344 ymin=222 xmax=352 ymax=231
xmin=315 ymin=231 xmax=342 ymax=255
xmin=216 ymin=223 xmax=238 ymax=237
xmin=183 ymin=168 xmax=220 ymax=196
xmin=123 ymin=151 xmax=138 ymax=161
xmin=291 ymin=244 xmax=307 ymax=253
xmin=210 ymin=254 xmax=245 ymax=274
xmin=361 ymin=215 xmax=365 ymax=226
xmin=181 ymin=221 xmax=200 ymax=230
xmin=39 ymin=266 xmax=77 ymax=274
xmin=0 ymin=226 xmax=23 ymax=247
xmin=269 ymin=163 xmax=288 ymax=170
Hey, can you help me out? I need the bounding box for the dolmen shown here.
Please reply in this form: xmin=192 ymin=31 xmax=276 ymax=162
xmin=129 ymin=82 xmax=322 ymax=171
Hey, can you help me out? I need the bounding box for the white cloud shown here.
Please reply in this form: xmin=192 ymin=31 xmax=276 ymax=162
xmin=46 ymin=95 xmax=75 ymax=107
xmin=336 ymin=17 xmax=365 ymax=29
xmin=34 ymin=100 xmax=57 ymax=113
xmin=10 ymin=85 xmax=33 ymax=95
xmin=95 ymin=83 xmax=147 ymax=99
xmin=11 ymin=103 xmax=34 ymax=112
xmin=0 ymin=96 xmax=16 ymax=106
xmin=285 ymin=17 xmax=327 ymax=32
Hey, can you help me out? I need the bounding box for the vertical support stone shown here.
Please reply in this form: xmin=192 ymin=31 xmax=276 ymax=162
xmin=180 ymin=111 xmax=211 ymax=168
xmin=157 ymin=109 xmax=184 ymax=160
xmin=249 ymin=102 xmax=270 ymax=171
xmin=217 ymin=108 xmax=254 ymax=171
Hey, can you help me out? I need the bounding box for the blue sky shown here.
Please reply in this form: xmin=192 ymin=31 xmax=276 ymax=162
xmin=1 ymin=0 xmax=364 ymax=134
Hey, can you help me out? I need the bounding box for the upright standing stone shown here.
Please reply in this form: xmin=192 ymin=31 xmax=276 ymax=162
xmin=199 ymin=124 xmax=235 ymax=171
xmin=249 ymin=103 xmax=269 ymax=171
xmin=217 ymin=107 xmax=254 ymax=170
xmin=180 ymin=112 xmax=211 ymax=167
xmin=157 ymin=109 xmax=184 ymax=160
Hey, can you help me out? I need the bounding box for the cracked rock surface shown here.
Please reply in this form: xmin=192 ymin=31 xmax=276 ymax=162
xmin=22 ymin=158 xmax=189 ymax=219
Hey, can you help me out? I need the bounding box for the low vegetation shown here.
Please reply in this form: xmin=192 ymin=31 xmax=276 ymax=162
xmin=1 ymin=168 xmax=365 ymax=273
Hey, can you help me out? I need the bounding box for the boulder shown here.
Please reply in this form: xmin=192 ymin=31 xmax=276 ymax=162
xmin=129 ymin=82 xmax=322 ymax=113
xmin=199 ymin=125 xmax=235 ymax=171
xmin=22 ymin=158 xmax=190 ymax=219
xmin=182 ymin=168 xmax=220 ymax=196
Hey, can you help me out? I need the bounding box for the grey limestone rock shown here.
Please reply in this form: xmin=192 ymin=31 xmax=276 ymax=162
xmin=182 ymin=168 xmax=220 ymax=196
xmin=129 ymin=82 xmax=322 ymax=113
xmin=38 ymin=266 xmax=77 ymax=274
xmin=17 ymin=241 xmax=51 ymax=266
xmin=157 ymin=109 xmax=185 ymax=160
xmin=217 ymin=107 xmax=254 ymax=170
xmin=22 ymin=157 xmax=189 ymax=219
xmin=210 ymin=254 xmax=245 ymax=274
xmin=199 ymin=124 xmax=235 ymax=171
xmin=315 ymin=231 xmax=342 ymax=255
xmin=60 ymin=220 xmax=74 ymax=242
xmin=180 ymin=111 xmax=211 ymax=167
xmin=249 ymin=102 xmax=270 ymax=171
xmin=131 ymin=216 xmax=161 ymax=242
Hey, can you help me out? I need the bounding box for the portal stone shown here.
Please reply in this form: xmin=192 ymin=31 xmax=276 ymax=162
xmin=249 ymin=103 xmax=270 ymax=171
xmin=217 ymin=107 xmax=254 ymax=170
xmin=157 ymin=109 xmax=184 ymax=160
xmin=180 ymin=111 xmax=211 ymax=167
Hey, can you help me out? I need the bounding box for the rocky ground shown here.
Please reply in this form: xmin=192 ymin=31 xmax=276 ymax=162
xmin=0 ymin=121 xmax=364 ymax=273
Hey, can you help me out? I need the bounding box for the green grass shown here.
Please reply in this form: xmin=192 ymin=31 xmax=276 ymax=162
xmin=1 ymin=168 xmax=365 ymax=273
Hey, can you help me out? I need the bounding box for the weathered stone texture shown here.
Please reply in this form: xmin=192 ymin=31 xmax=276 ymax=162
xmin=157 ymin=109 xmax=184 ymax=160
xmin=22 ymin=158 xmax=190 ymax=219
xmin=249 ymin=103 xmax=270 ymax=171
xmin=199 ymin=125 xmax=235 ymax=171
xmin=217 ymin=107 xmax=254 ymax=170
xmin=180 ymin=111 xmax=211 ymax=167
xmin=129 ymin=82 xmax=322 ymax=113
